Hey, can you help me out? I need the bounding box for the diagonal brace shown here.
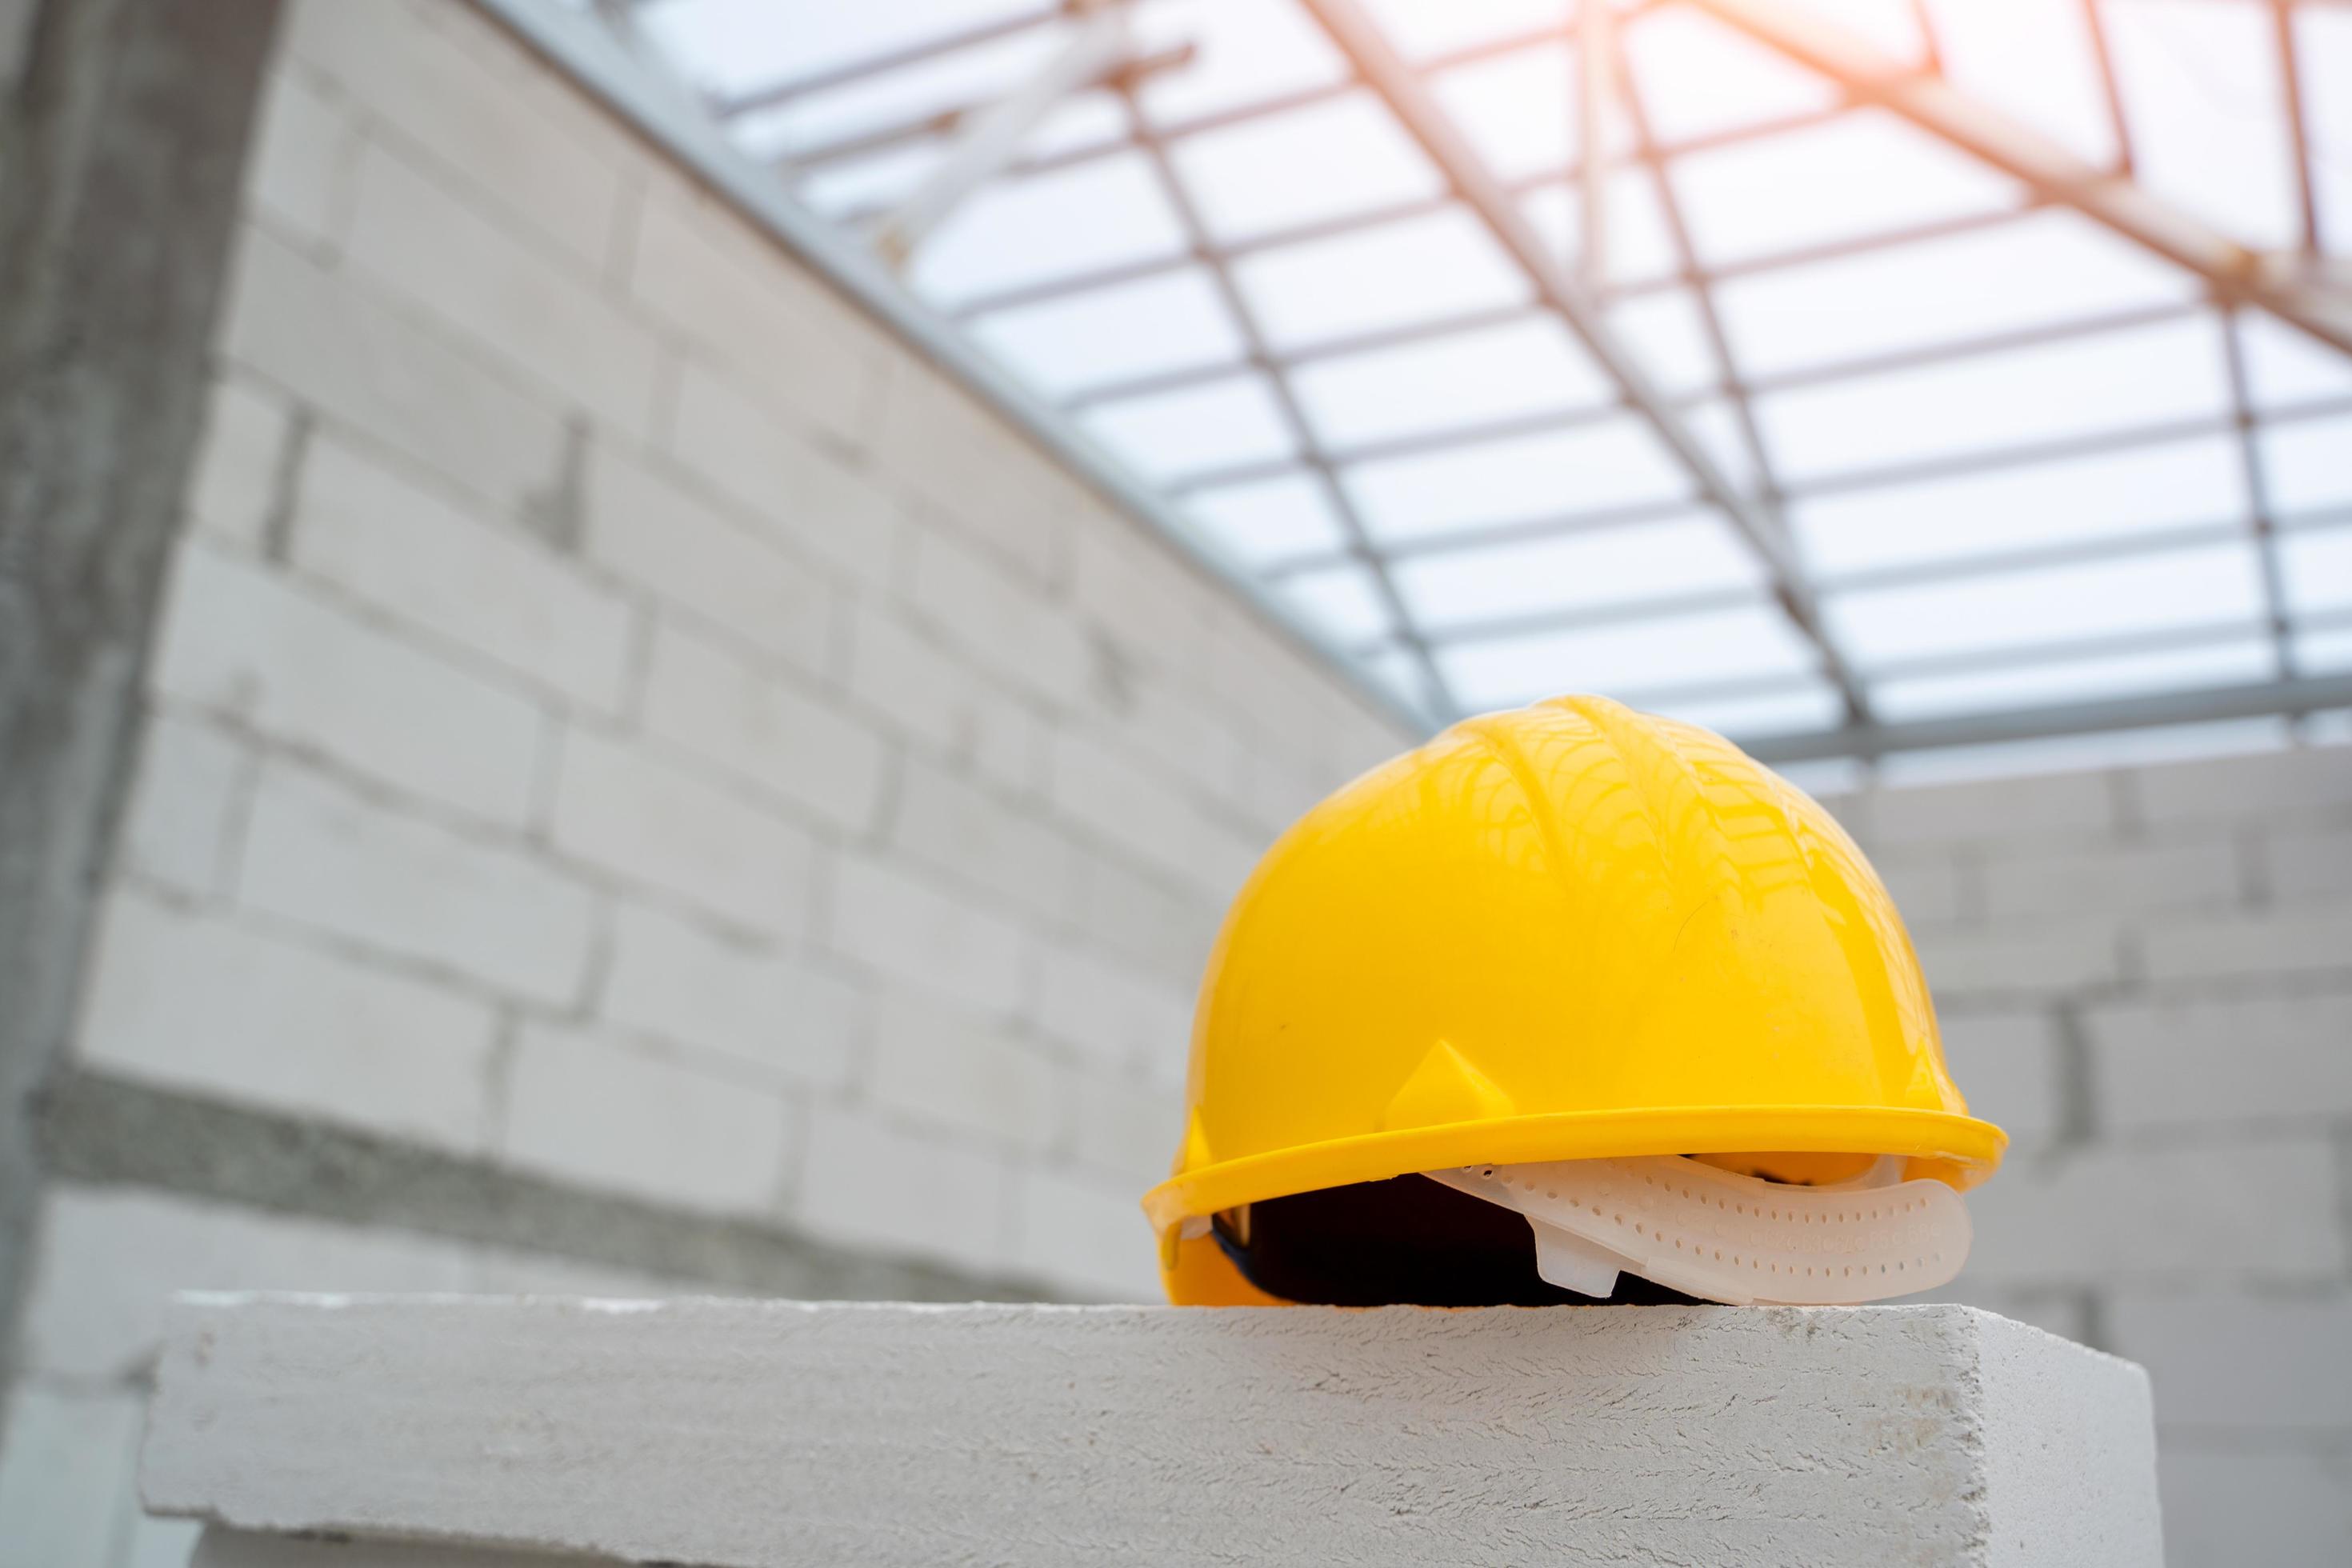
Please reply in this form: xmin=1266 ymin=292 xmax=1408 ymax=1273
xmin=874 ymin=5 xmax=1142 ymax=269
xmin=1298 ymin=0 xmax=1874 ymax=724
xmin=1685 ymin=0 xmax=2352 ymax=358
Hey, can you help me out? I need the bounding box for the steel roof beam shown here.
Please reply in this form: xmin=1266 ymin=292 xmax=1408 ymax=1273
xmin=2218 ymin=309 xmax=2300 ymax=678
xmin=939 ymin=107 xmax=1880 ymax=322
xmin=1250 ymin=395 xmax=2352 ymax=577
xmin=714 ymin=6 xmax=1062 ymax=118
xmin=2082 ymin=0 xmax=2134 ymax=178
xmin=782 ymin=41 xmax=1192 ymax=175
xmin=787 ymin=21 xmax=1589 ymax=198
xmin=1110 ymin=79 xmax=1462 ymax=722
xmin=2274 ymin=0 xmax=2322 ymax=256
xmin=1298 ymin=0 xmax=1873 ymax=724
xmin=1153 ymin=298 xmax=2214 ymax=494
xmin=1741 ymin=673 xmax=2352 ymax=765
xmin=1683 ymin=0 xmax=2352 ymax=357
xmin=966 ymin=97 xmax=1852 ymax=198
xmin=1501 ymin=603 xmax=2352 ymax=722
xmin=1609 ymin=13 xmax=1807 ymax=660
xmin=1070 ymin=210 xmax=2106 ymax=412
xmin=872 ymin=10 xmax=1154 ymax=268
xmin=1355 ymin=508 xmax=2352 ymax=655
xmin=1795 ymin=389 xmax=2352 ymax=499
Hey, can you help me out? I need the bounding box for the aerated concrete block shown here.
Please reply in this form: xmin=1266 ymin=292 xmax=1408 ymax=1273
xmin=144 ymin=1296 xmax=2160 ymax=1567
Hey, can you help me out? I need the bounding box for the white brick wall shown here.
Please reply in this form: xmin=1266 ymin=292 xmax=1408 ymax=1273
xmin=498 ymin=1021 xmax=798 ymax=1214
xmin=1822 ymin=739 xmax=2352 ymax=1563
xmin=237 ymin=761 xmax=598 ymax=1006
xmin=77 ymin=890 xmax=499 ymax=1154
xmin=292 ymin=431 xmax=638 ymax=714
xmin=54 ymin=0 xmax=1401 ymax=1350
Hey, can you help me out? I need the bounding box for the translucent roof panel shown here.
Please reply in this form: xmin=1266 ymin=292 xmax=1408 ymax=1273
xmin=644 ymin=0 xmax=1052 ymax=109
xmin=1519 ymin=173 xmax=1683 ymax=290
xmin=1874 ymin=717 xmax=2294 ymax=786
xmin=1355 ymin=0 xmax=1560 ymax=64
xmin=1430 ymin=42 xmax=1582 ymax=186
xmin=1169 ymin=92 xmax=1441 ymax=242
xmin=1080 ymin=371 xmax=1294 ymax=483
xmin=2302 ymin=626 xmax=2352 ymax=674
xmin=2105 ymin=0 xmax=2302 ymax=252
xmin=2260 ymin=414 xmax=2352 ymax=514
xmin=2279 ymin=528 xmax=2352 ymax=619
xmin=1230 ymin=206 xmax=1533 ymax=351
xmin=1679 ymin=399 xmax=1764 ymax=499
xmin=640 ymin=0 xmax=2352 ymax=756
xmin=1394 ymin=513 xmax=1762 ymax=630
xmin=1274 ymin=562 xmax=1394 ymax=645
xmin=1440 ymin=602 xmax=1820 ymax=712
xmin=1289 ymin=316 xmax=1613 ymax=451
xmin=1618 ymin=9 xmax=1840 ymax=146
xmin=1668 ymin=110 xmax=2022 ymax=267
xmin=1650 ymin=680 xmax=1844 ymax=741
xmin=910 ymin=154 xmax=1188 ymax=304
xmin=1717 ymin=212 xmax=2197 ymax=381
xmin=2236 ymin=313 xmax=2352 ymax=412
xmin=1922 ymin=0 xmax=2116 ymax=166
xmin=970 ymin=267 xmax=1246 ymax=396
xmin=1183 ymin=473 xmax=1348 ymax=568
xmin=1758 ymin=316 xmax=2234 ymax=484
xmin=1791 ymin=436 xmax=2250 ymax=578
xmin=1131 ymin=0 xmax=1347 ymax=126
xmin=1343 ymin=417 xmax=1693 ymax=543
xmin=1872 ymin=640 xmax=2278 ymax=724
xmin=1826 ymin=544 xmax=2268 ymax=668
xmin=791 ymin=142 xmax=941 ymax=215
xmin=2305 ymin=7 xmax=2352 ymax=252
xmin=1602 ymin=290 xmax=1722 ymax=398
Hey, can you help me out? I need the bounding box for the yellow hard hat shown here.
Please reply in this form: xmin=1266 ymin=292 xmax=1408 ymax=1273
xmin=1144 ymin=694 xmax=2006 ymax=1306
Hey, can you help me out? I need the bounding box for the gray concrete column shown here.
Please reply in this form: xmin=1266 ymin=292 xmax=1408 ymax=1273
xmin=0 ymin=0 xmax=283 ymax=1394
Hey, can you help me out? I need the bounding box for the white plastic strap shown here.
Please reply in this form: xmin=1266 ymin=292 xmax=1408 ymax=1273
xmin=1426 ymin=1155 xmax=1971 ymax=1306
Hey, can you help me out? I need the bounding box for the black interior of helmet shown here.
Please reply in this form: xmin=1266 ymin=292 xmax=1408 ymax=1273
xmin=1213 ymin=1174 xmax=1702 ymax=1307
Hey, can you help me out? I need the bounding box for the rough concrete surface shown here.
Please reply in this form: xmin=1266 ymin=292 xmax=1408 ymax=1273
xmin=144 ymin=1296 xmax=2161 ymax=1566
xmin=0 ymin=0 xmax=281 ymax=1390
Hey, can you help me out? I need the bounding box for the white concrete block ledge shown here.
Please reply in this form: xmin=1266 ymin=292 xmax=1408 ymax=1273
xmin=144 ymin=1296 xmax=2161 ymax=1567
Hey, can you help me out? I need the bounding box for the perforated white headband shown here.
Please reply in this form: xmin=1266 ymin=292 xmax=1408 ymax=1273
xmin=1426 ymin=1154 xmax=1971 ymax=1306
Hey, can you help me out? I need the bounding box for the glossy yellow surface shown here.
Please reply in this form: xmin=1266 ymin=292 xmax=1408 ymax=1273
xmin=1146 ymin=695 xmax=2006 ymax=1304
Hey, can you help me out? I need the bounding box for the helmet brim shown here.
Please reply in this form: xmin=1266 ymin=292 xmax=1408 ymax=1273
xmin=1142 ymin=1102 xmax=2006 ymax=1241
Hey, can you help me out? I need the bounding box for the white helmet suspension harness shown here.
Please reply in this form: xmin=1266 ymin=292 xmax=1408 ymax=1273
xmin=1426 ymin=1154 xmax=1971 ymax=1306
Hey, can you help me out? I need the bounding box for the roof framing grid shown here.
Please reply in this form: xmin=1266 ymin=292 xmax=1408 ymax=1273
xmin=1103 ymin=69 xmax=1463 ymax=723
xmin=1683 ymin=0 xmax=2352 ymax=357
xmin=1374 ymin=507 xmax=2352 ymax=658
xmin=1745 ymin=672 xmax=2352 ymax=766
xmin=1256 ymin=392 xmax=2352 ymax=581
xmin=1606 ymin=14 xmax=1811 ymax=663
xmin=1063 ymin=206 xmax=2091 ymax=415
xmin=1151 ymin=292 xmax=2218 ymax=501
xmin=939 ymin=103 xmax=1862 ymax=324
xmin=2218 ymin=307 xmax=2300 ymax=680
xmin=1554 ymin=601 xmax=2352 ymax=722
xmin=2273 ymin=0 xmax=2322 ymax=257
xmin=606 ymin=0 xmax=2352 ymax=759
xmin=713 ymin=5 xmax=1061 ymax=118
xmin=1295 ymin=0 xmax=1877 ymax=728
xmin=869 ymin=6 xmax=1158 ymax=269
